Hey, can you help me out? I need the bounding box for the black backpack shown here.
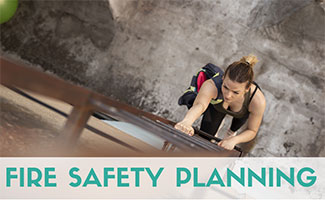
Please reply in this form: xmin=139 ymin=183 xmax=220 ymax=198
xmin=178 ymin=63 xmax=224 ymax=109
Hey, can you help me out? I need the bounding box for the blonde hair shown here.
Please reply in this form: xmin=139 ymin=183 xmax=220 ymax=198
xmin=224 ymin=54 xmax=259 ymax=88
xmin=240 ymin=54 xmax=258 ymax=68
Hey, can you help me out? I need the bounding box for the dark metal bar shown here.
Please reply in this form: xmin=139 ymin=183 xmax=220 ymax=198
xmin=7 ymin=86 xmax=68 ymax=117
xmin=147 ymin=118 xmax=216 ymax=151
xmin=154 ymin=120 xmax=224 ymax=151
xmin=60 ymin=105 xmax=93 ymax=145
xmin=194 ymin=128 xmax=242 ymax=152
xmin=89 ymin=99 xmax=198 ymax=151
xmin=154 ymin=120 xmax=242 ymax=156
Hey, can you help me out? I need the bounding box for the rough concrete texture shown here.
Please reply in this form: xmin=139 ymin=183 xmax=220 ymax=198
xmin=0 ymin=0 xmax=324 ymax=156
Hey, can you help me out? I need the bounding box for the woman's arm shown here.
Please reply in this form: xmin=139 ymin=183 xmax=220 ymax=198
xmin=218 ymin=91 xmax=266 ymax=150
xmin=174 ymin=79 xmax=217 ymax=136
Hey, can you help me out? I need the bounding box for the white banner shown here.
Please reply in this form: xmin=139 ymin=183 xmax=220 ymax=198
xmin=1 ymin=157 xmax=324 ymax=199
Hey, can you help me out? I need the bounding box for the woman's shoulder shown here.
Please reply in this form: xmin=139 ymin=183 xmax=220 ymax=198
xmin=204 ymin=79 xmax=219 ymax=90
xmin=249 ymin=86 xmax=266 ymax=113
xmin=202 ymin=79 xmax=219 ymax=99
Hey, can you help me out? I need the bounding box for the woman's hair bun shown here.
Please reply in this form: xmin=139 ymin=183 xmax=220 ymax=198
xmin=240 ymin=54 xmax=258 ymax=68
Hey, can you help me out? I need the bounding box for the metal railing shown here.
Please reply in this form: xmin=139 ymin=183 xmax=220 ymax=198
xmin=0 ymin=56 xmax=242 ymax=156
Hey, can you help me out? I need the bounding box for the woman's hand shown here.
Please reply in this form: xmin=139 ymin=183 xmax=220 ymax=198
xmin=174 ymin=80 xmax=217 ymax=137
xmin=174 ymin=121 xmax=195 ymax=136
xmin=217 ymin=136 xmax=238 ymax=150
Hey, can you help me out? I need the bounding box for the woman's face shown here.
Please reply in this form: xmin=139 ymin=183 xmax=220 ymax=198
xmin=221 ymin=74 xmax=249 ymax=103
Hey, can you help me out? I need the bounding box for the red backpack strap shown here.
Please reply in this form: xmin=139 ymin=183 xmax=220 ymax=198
xmin=196 ymin=71 xmax=207 ymax=92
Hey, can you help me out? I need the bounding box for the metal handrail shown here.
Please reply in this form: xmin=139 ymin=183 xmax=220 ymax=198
xmin=0 ymin=56 xmax=242 ymax=156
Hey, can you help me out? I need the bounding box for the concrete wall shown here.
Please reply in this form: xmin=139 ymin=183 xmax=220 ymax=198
xmin=1 ymin=0 xmax=324 ymax=156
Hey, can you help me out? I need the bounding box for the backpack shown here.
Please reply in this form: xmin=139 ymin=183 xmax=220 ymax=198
xmin=178 ymin=63 xmax=224 ymax=109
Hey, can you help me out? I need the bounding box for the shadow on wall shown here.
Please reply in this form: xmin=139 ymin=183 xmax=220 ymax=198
xmin=0 ymin=0 xmax=115 ymax=85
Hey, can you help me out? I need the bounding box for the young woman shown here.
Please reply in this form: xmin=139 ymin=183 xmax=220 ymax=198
xmin=174 ymin=55 xmax=266 ymax=150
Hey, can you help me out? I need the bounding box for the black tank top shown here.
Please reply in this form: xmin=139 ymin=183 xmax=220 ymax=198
xmin=210 ymin=73 xmax=260 ymax=118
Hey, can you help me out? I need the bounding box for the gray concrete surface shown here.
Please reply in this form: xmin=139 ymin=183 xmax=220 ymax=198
xmin=0 ymin=0 xmax=324 ymax=156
